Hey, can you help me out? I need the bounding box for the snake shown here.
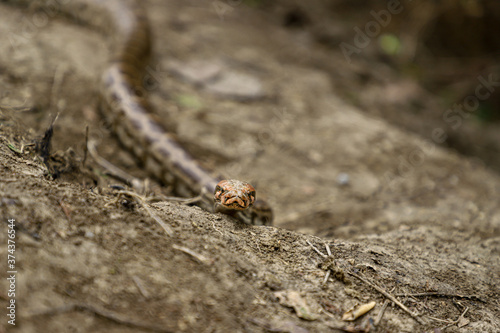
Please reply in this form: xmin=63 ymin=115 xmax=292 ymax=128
xmin=6 ymin=0 xmax=273 ymax=225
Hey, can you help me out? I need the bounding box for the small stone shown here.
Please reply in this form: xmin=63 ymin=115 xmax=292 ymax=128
xmin=205 ymin=71 xmax=265 ymax=101
xmin=336 ymin=172 xmax=350 ymax=186
xmin=168 ymin=59 xmax=222 ymax=85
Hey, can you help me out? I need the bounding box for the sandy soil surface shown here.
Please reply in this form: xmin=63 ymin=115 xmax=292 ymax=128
xmin=0 ymin=1 xmax=499 ymax=332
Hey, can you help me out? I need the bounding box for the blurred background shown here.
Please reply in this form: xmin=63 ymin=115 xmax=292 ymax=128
xmin=263 ymin=0 xmax=500 ymax=172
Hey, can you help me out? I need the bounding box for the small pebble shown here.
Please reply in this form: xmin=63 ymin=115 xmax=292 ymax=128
xmin=205 ymin=71 xmax=265 ymax=101
xmin=336 ymin=173 xmax=350 ymax=186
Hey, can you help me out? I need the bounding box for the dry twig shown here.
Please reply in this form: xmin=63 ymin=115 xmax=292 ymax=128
xmin=306 ymin=240 xmax=327 ymax=258
xmin=323 ymin=270 xmax=331 ymax=284
xmin=82 ymin=126 xmax=89 ymax=166
xmin=325 ymin=243 xmax=332 ymax=256
xmin=50 ymin=64 xmax=67 ymax=112
xmin=172 ymin=244 xmax=211 ymax=265
xmin=348 ymin=271 xmax=425 ymax=325
xmin=374 ymin=300 xmax=389 ymax=327
xmin=132 ymin=275 xmax=150 ymax=299
xmin=395 ymin=292 xmax=485 ymax=303
xmin=116 ymin=190 xmax=174 ymax=236
xmin=307 ymin=240 xmax=426 ymax=325
xmin=441 ymin=306 xmax=469 ymax=330
xmin=87 ymin=139 xmax=144 ymax=190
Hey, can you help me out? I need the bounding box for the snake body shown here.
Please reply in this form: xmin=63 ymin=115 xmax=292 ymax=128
xmin=8 ymin=0 xmax=273 ymax=225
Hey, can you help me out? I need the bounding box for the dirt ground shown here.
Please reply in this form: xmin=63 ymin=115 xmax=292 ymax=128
xmin=0 ymin=1 xmax=499 ymax=332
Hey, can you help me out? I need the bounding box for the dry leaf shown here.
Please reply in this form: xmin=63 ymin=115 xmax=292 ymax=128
xmin=342 ymin=301 xmax=376 ymax=321
xmin=457 ymin=316 xmax=470 ymax=328
xmin=275 ymin=290 xmax=319 ymax=321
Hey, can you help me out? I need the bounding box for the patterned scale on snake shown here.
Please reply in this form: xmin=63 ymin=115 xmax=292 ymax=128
xmin=7 ymin=0 xmax=273 ymax=225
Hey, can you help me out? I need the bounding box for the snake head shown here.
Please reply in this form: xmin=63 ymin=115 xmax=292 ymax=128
xmin=214 ymin=179 xmax=256 ymax=211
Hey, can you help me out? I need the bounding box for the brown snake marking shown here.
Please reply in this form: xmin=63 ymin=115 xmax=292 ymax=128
xmin=8 ymin=0 xmax=273 ymax=225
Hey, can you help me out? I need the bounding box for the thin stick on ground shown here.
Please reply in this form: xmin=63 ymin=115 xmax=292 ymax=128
xmin=0 ymin=103 xmax=32 ymax=113
xmin=27 ymin=303 xmax=173 ymax=332
xmin=172 ymin=244 xmax=211 ymax=265
xmin=87 ymin=139 xmax=203 ymax=206
xmin=82 ymin=126 xmax=89 ymax=166
xmin=132 ymin=275 xmax=150 ymax=299
xmin=322 ymin=270 xmax=331 ymax=284
xmin=325 ymin=243 xmax=332 ymax=256
xmin=306 ymin=240 xmax=327 ymax=258
xmin=87 ymin=139 xmax=143 ymax=189
xmin=395 ymin=292 xmax=485 ymax=302
xmin=307 ymin=239 xmax=425 ymax=325
xmin=426 ymin=315 xmax=453 ymax=323
xmin=116 ymin=190 xmax=174 ymax=237
xmin=156 ymin=193 xmax=203 ymax=206
xmin=441 ymin=306 xmax=469 ymax=330
xmin=374 ymin=300 xmax=390 ymax=327
xmin=348 ymin=271 xmax=425 ymax=325
xmin=50 ymin=64 xmax=67 ymax=112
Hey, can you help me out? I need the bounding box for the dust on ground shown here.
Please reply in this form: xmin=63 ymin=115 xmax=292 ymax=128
xmin=0 ymin=1 xmax=499 ymax=332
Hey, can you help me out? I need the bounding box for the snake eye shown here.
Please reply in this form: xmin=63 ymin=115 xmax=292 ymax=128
xmin=214 ymin=185 xmax=224 ymax=200
xmin=248 ymin=190 xmax=256 ymax=205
